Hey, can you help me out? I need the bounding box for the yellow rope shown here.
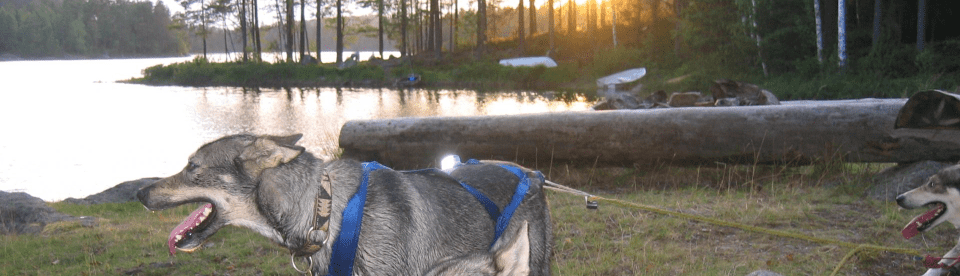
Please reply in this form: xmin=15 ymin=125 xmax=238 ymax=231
xmin=573 ymin=194 xmax=925 ymax=275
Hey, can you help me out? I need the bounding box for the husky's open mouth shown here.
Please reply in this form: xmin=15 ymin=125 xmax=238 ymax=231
xmin=168 ymin=203 xmax=217 ymax=255
xmin=902 ymin=202 xmax=946 ymax=239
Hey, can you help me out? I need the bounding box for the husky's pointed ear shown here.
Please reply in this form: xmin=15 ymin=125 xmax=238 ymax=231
xmin=239 ymin=135 xmax=305 ymax=179
xmin=493 ymin=220 xmax=530 ymax=276
xmin=270 ymin=133 xmax=303 ymax=148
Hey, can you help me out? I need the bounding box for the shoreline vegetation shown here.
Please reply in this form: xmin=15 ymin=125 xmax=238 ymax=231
xmin=125 ymin=44 xmax=960 ymax=100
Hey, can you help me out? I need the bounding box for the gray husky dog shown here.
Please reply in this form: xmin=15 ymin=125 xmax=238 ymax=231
xmin=897 ymin=165 xmax=960 ymax=276
xmin=136 ymin=134 xmax=551 ymax=275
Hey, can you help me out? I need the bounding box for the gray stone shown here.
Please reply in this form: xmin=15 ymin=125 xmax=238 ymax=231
xmin=62 ymin=177 xmax=159 ymax=205
xmin=0 ymin=191 xmax=72 ymax=234
xmin=867 ymin=160 xmax=954 ymax=201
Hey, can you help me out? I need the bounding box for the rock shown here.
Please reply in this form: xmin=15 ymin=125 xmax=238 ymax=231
xmin=867 ymin=161 xmax=954 ymax=201
xmin=593 ymin=90 xmax=642 ymax=110
xmin=667 ymin=91 xmax=703 ymax=107
xmin=746 ymin=270 xmax=783 ymax=276
xmin=710 ymin=79 xmax=780 ymax=106
xmin=0 ymin=191 xmax=72 ymax=234
xmin=62 ymin=177 xmax=159 ymax=205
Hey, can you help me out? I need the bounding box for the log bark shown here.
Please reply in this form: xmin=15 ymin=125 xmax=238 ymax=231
xmin=339 ymin=99 xmax=960 ymax=169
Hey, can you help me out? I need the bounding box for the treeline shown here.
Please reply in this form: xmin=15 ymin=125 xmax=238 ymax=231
xmin=0 ymin=0 xmax=187 ymax=58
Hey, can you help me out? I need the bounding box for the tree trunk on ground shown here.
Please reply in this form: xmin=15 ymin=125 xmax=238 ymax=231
xmin=339 ymin=100 xmax=960 ymax=168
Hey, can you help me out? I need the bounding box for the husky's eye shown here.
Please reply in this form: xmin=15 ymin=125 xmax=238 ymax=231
xmin=187 ymin=162 xmax=199 ymax=171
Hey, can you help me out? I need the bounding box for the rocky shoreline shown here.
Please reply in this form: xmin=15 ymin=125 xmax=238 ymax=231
xmin=0 ymin=178 xmax=157 ymax=235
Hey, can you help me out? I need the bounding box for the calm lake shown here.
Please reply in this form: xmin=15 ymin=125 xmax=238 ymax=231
xmin=0 ymin=53 xmax=593 ymax=201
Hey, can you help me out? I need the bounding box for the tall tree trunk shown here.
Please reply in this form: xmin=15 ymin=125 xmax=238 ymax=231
xmin=588 ymin=0 xmax=595 ymax=41
xmin=567 ymin=0 xmax=575 ymax=35
xmin=378 ymin=0 xmax=384 ymax=58
xmin=285 ymin=0 xmax=294 ymax=62
xmin=838 ymin=0 xmax=847 ymax=71
xmin=548 ymin=0 xmax=553 ymax=53
xmin=316 ymin=0 xmax=322 ymax=62
xmin=916 ymin=0 xmax=926 ymax=51
xmin=814 ymin=0 xmax=823 ymax=63
xmin=253 ymin=0 xmax=262 ymax=61
xmin=336 ymin=0 xmax=343 ymax=66
xmin=400 ymin=0 xmax=407 ymax=57
xmin=300 ymin=0 xmax=306 ymax=60
xmin=529 ymin=0 xmax=535 ymax=37
xmin=599 ymin=0 xmax=604 ymax=29
xmin=750 ymin=0 xmax=767 ymax=76
xmin=452 ymin=0 xmax=457 ymax=52
xmin=476 ymin=0 xmax=486 ymax=54
xmin=223 ymin=19 xmax=229 ymax=55
xmin=201 ymin=0 xmax=207 ymax=59
xmin=611 ymin=0 xmax=616 ymax=47
xmin=674 ymin=0 xmax=682 ymax=57
xmin=416 ymin=0 xmax=422 ymax=54
xmin=432 ymin=0 xmax=441 ymax=57
xmin=241 ymin=0 xmax=248 ymax=62
xmin=871 ymin=0 xmax=880 ymax=50
xmin=518 ymin=0 xmax=524 ymax=52
xmin=428 ymin=0 xmax=437 ymax=54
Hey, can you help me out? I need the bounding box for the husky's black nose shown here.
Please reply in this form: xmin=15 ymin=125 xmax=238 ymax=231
xmin=895 ymin=194 xmax=906 ymax=206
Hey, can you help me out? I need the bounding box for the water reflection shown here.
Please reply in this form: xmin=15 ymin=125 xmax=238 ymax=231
xmin=0 ymin=57 xmax=594 ymax=201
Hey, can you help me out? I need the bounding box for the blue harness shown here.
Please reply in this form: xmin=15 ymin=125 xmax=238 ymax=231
xmin=325 ymin=157 xmax=539 ymax=276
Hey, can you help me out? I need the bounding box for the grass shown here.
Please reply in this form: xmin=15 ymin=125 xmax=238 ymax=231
xmin=1 ymin=162 xmax=953 ymax=275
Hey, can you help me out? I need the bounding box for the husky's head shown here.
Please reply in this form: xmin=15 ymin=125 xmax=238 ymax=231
xmin=136 ymin=134 xmax=307 ymax=255
xmin=897 ymin=165 xmax=960 ymax=239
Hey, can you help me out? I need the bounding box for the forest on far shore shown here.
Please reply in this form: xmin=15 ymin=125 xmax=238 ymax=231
xmin=0 ymin=0 xmax=187 ymax=58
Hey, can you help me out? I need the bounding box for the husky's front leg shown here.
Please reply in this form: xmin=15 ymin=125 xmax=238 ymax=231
xmin=923 ymin=241 xmax=960 ymax=276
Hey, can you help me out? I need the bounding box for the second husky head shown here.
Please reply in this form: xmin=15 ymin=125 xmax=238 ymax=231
xmin=136 ymin=134 xmax=314 ymax=255
xmin=897 ymin=165 xmax=960 ymax=239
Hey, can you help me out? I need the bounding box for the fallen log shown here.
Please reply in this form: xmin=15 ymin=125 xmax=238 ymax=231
xmin=339 ymin=99 xmax=960 ymax=168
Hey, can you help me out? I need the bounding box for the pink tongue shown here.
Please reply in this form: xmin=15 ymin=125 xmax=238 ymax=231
xmin=902 ymin=204 xmax=944 ymax=239
xmin=167 ymin=203 xmax=212 ymax=255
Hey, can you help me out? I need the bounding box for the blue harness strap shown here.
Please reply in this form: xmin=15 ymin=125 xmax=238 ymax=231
xmin=452 ymin=158 xmax=539 ymax=247
xmin=327 ymin=161 xmax=387 ymax=276
xmin=325 ymin=158 xmax=539 ymax=275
